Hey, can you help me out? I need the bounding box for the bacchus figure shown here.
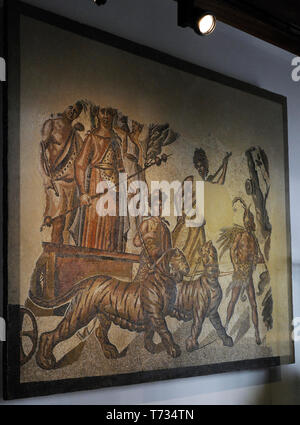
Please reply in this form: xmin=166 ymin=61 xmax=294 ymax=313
xmin=75 ymin=107 xmax=125 ymax=252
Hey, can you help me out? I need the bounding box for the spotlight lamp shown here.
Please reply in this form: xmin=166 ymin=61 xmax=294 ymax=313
xmin=196 ymin=13 xmax=216 ymax=35
xmin=177 ymin=0 xmax=217 ymax=36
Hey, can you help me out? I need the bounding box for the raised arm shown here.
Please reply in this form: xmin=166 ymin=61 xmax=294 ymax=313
xmin=209 ymin=152 xmax=232 ymax=185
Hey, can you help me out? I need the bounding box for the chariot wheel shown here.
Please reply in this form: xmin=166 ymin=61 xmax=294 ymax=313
xmin=20 ymin=307 xmax=38 ymax=366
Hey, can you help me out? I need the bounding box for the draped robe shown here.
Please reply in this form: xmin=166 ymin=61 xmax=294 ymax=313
xmin=75 ymin=130 xmax=125 ymax=252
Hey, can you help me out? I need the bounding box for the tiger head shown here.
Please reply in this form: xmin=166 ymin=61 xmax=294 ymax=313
xmin=168 ymin=248 xmax=190 ymax=283
xmin=199 ymin=240 xmax=219 ymax=277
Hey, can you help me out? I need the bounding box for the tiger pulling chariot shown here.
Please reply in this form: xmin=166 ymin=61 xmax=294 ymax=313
xmin=36 ymin=239 xmax=233 ymax=370
xmin=171 ymin=240 xmax=233 ymax=352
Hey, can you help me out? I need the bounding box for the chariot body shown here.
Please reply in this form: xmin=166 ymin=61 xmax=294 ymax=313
xmin=20 ymin=242 xmax=139 ymax=365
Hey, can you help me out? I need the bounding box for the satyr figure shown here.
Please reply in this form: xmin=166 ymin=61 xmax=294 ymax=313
xmin=193 ymin=148 xmax=232 ymax=185
xmin=39 ymin=101 xmax=85 ymax=244
xmin=218 ymin=197 xmax=264 ymax=345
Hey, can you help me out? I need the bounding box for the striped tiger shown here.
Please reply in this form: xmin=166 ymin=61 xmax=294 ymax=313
xmin=170 ymin=240 xmax=233 ymax=352
xmin=36 ymin=247 xmax=190 ymax=370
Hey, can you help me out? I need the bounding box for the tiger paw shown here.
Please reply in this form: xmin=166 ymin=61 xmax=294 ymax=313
xmin=102 ymin=344 xmax=121 ymax=359
xmin=144 ymin=340 xmax=158 ymax=354
xmin=36 ymin=333 xmax=57 ymax=370
xmin=36 ymin=350 xmax=56 ymax=370
xmin=223 ymin=336 xmax=234 ymax=347
xmin=186 ymin=337 xmax=199 ymax=352
xmin=167 ymin=343 xmax=181 ymax=358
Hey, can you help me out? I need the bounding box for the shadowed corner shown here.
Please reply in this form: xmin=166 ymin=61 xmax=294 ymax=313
xmin=250 ymin=367 xmax=300 ymax=405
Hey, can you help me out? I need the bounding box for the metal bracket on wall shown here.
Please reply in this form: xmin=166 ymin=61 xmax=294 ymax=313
xmin=93 ymin=0 xmax=109 ymax=6
xmin=177 ymin=0 xmax=197 ymax=28
xmin=0 ymin=317 xmax=6 ymax=341
xmin=0 ymin=57 xmax=6 ymax=81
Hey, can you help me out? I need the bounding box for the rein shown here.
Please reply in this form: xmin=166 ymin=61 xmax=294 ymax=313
xmin=146 ymin=248 xmax=182 ymax=280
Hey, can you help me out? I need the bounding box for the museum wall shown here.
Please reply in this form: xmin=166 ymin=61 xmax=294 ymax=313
xmin=2 ymin=0 xmax=300 ymax=404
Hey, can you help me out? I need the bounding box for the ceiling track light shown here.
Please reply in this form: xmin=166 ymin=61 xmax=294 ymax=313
xmin=177 ymin=0 xmax=217 ymax=36
xmin=93 ymin=0 xmax=108 ymax=6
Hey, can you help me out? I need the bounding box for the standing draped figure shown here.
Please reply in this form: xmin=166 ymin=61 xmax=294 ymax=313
xmin=40 ymin=101 xmax=85 ymax=245
xmin=75 ymin=107 xmax=125 ymax=252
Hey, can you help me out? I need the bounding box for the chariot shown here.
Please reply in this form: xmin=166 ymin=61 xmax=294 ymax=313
xmin=20 ymin=242 xmax=139 ymax=365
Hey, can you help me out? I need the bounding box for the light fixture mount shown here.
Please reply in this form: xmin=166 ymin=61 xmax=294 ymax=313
xmin=93 ymin=0 xmax=108 ymax=6
xmin=177 ymin=0 xmax=216 ymax=36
